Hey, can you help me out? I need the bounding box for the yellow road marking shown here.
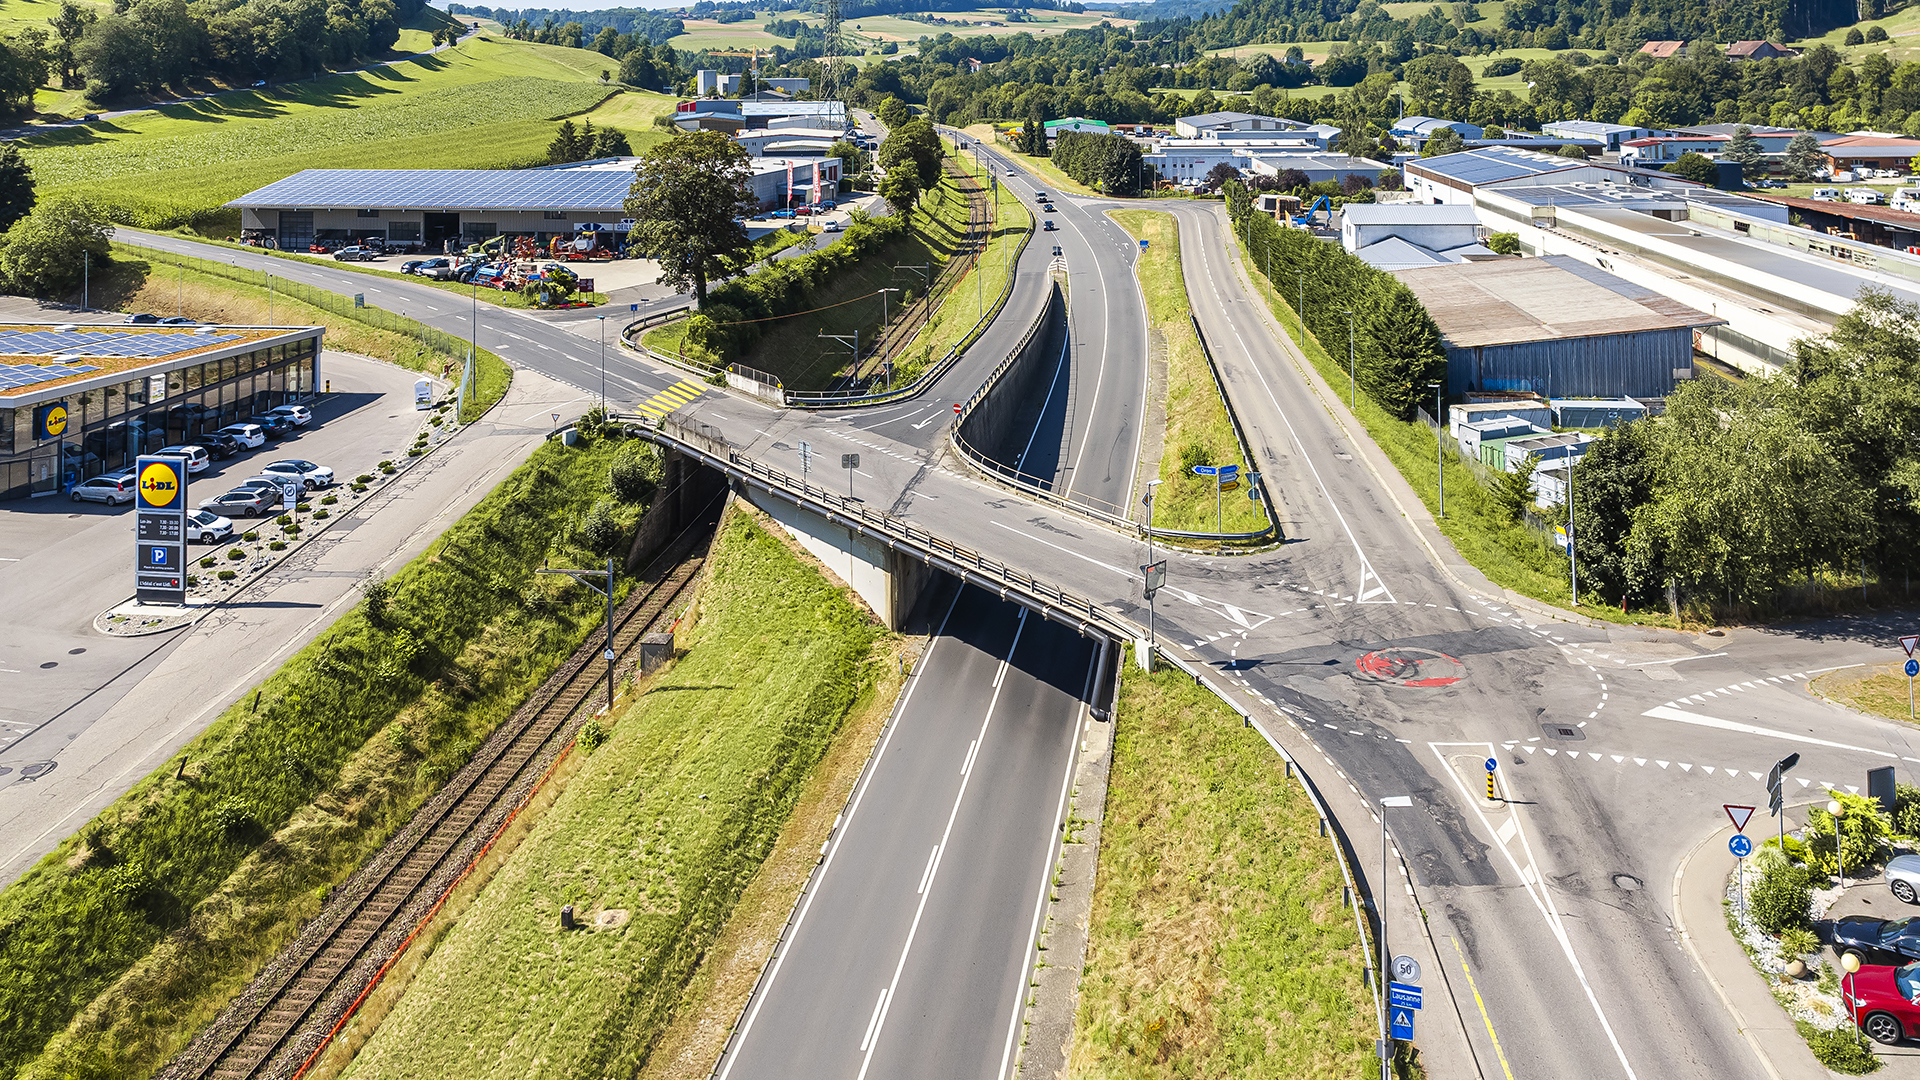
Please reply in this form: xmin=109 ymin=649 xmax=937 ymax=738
xmin=1451 ymin=936 xmax=1517 ymax=1080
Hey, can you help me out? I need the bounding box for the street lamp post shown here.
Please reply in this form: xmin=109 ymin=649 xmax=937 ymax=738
xmin=1379 ymin=795 xmax=1413 ymax=1080
xmin=1831 ymin=798 xmax=1847 ymax=891
xmin=1431 ymin=382 xmax=1445 ymax=519
xmin=1843 ymin=951 xmax=1863 ymax=1035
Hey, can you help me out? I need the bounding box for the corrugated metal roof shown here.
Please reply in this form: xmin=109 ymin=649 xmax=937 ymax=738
xmin=228 ymin=168 xmax=636 ymax=211
xmin=1393 ymin=254 xmax=1721 ymax=348
xmin=1344 ymin=203 xmax=1483 ymax=225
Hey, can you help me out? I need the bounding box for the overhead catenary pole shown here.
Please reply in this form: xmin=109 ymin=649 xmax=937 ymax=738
xmin=536 ymin=557 xmax=618 ymax=712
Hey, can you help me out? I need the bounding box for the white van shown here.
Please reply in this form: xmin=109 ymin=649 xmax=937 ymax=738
xmin=1847 ymin=187 xmax=1886 ymax=205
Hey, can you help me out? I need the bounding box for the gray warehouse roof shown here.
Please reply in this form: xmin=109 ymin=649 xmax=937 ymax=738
xmin=1343 ymin=203 xmax=1484 ymax=226
xmin=227 ymin=168 xmax=637 ymax=212
xmin=1393 ymin=254 xmax=1722 ymax=348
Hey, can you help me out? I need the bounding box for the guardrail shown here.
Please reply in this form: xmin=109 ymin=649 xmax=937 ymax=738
xmin=620 ymin=410 xmax=1136 ymax=644
xmin=1186 ymin=313 xmax=1283 ymax=541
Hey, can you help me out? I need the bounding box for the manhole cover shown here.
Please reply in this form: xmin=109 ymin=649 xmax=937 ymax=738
xmin=18 ymin=762 xmax=54 ymax=780
xmin=1354 ymin=648 xmax=1464 ymax=688
xmin=67 ymin=648 xmax=85 ymax=655
xmin=1541 ymin=722 xmax=1585 ymax=741
xmin=1613 ymin=874 xmax=1642 ymax=891
xmin=38 ymin=662 xmax=56 ymax=669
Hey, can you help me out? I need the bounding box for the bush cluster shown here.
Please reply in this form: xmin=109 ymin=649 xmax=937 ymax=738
xmin=1806 ymin=1025 xmax=1880 ymax=1074
xmin=688 ymin=211 xmax=909 ymax=364
xmin=1750 ymin=857 xmax=1813 ymax=935
xmin=1051 ymin=130 xmax=1146 ymax=196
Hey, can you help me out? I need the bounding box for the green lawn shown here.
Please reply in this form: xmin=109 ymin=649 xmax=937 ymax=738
xmin=18 ymin=38 xmax=649 ymax=231
xmin=1811 ymin=663 xmax=1920 ymax=724
xmin=667 ymin=14 xmax=798 ymax=50
xmin=1111 ymin=209 xmax=1267 ymax=539
xmin=898 ymin=147 xmax=1033 ymax=383
xmin=1069 ymin=664 xmax=1376 ymax=1078
xmin=338 ymin=504 xmax=887 ymax=1080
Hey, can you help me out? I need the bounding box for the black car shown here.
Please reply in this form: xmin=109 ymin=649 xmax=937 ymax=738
xmin=203 ymin=431 xmax=244 ymax=460
xmin=1833 ymin=916 xmax=1920 ymax=964
xmin=248 ymin=414 xmax=294 ymax=439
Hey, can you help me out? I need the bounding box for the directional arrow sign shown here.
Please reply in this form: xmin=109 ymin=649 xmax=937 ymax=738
xmin=1725 ymin=804 xmax=1755 ymax=833
xmin=1217 ymin=463 xmax=1239 ymax=477
xmin=1192 ymin=464 xmax=1219 ymax=476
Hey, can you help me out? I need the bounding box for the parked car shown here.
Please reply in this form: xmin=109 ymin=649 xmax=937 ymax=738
xmin=202 ymin=432 xmax=244 ymax=460
xmin=215 ymin=423 xmax=267 ymax=449
xmin=258 ymin=459 xmax=334 ymax=489
xmin=404 ymin=257 xmax=452 ymax=277
xmin=160 ymin=316 xmax=198 ymax=325
xmin=1832 ymin=916 xmax=1920 ymax=965
xmin=1847 ymin=962 xmax=1920 ymax=1044
xmin=771 ymin=209 xmax=796 ymax=219
xmin=185 ymin=509 xmax=234 ymax=544
xmin=400 ymin=259 xmax=428 ymax=274
xmin=232 ymin=477 xmax=286 ymax=496
xmin=70 ymin=472 xmax=136 ymax=505
xmin=265 ymin=404 xmax=314 ymax=427
xmin=155 ymin=445 xmax=212 ymax=473
xmin=1887 ymin=854 xmax=1920 ymax=904
xmin=332 ymin=246 xmax=380 ymax=262
xmin=199 ymin=488 xmax=276 ymax=517
xmin=248 ymin=414 xmax=294 ymax=439
xmin=794 ymin=206 xmax=815 ymax=216
xmin=124 ymin=312 xmax=159 ymax=324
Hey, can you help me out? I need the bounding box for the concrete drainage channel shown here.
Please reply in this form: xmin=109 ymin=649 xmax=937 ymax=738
xmin=94 ymin=387 xmax=465 ymax=637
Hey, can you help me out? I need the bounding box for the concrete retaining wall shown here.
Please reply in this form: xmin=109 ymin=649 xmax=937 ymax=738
xmin=954 ymin=281 xmax=1066 ymax=465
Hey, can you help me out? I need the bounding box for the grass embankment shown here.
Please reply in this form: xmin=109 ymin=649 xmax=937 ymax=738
xmin=1071 ymin=664 xmax=1376 ymax=1078
xmin=1232 ymin=236 xmax=1672 ymax=628
xmin=104 ymin=244 xmax=510 ymax=422
xmin=336 ymin=504 xmax=890 ymax=1079
xmin=965 ymin=122 xmax=1098 ymax=198
xmin=21 ymin=37 xmax=666 ymax=231
xmin=1112 ymin=209 xmax=1266 ymax=538
xmin=0 ymin=434 xmax=651 ymax=1080
xmin=908 ymin=147 xmax=1033 ymax=371
xmin=1813 ymin=664 xmax=1920 ymax=724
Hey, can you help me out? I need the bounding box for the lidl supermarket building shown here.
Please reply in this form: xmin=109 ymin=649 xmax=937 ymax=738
xmin=0 ymin=324 xmax=324 ymax=500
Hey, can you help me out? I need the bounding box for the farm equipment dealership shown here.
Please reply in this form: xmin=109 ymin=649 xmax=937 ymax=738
xmin=228 ymin=157 xmax=841 ymax=256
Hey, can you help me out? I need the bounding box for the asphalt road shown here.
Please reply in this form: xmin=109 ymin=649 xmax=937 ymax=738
xmin=719 ymin=580 xmax=1093 ymax=1080
xmin=114 ymin=199 xmax=1920 ymax=1079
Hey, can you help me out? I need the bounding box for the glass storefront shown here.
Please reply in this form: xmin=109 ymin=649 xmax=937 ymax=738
xmin=0 ymin=336 xmax=321 ymax=502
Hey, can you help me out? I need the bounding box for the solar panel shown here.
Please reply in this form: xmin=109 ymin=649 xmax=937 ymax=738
xmin=0 ymin=330 xmax=239 ymax=358
xmin=0 ymin=360 xmax=100 ymax=390
xmin=227 ymin=169 xmax=642 ymax=212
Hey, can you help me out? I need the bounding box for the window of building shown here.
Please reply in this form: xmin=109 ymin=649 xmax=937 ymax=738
xmin=357 ymin=209 xmax=382 ymax=218
xmin=388 ymin=220 xmax=422 ymax=241
xmin=543 ymin=211 xmax=569 ymax=220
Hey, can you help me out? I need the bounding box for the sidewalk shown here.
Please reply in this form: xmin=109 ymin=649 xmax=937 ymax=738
xmin=0 ymin=364 xmax=584 ymax=886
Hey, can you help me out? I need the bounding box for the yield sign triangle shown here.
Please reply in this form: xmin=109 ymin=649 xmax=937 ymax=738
xmin=1726 ymin=804 xmax=1756 ymax=833
xmin=1903 ymin=635 xmax=1919 ymax=657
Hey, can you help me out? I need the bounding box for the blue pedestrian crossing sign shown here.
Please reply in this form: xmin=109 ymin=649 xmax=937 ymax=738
xmin=1730 ymin=834 xmax=1753 ymax=858
xmin=1390 ymin=1008 xmax=1415 ymax=1040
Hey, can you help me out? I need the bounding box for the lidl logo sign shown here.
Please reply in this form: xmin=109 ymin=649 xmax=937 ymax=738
xmin=33 ymin=402 xmax=68 ymax=440
xmin=138 ymin=461 xmax=182 ymax=508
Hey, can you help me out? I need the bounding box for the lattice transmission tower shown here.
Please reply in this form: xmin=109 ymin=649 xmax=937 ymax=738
xmin=822 ymin=0 xmax=846 ymax=107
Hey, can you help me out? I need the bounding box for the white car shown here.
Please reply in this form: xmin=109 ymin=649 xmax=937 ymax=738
xmin=156 ymin=445 xmax=211 ymax=473
xmin=257 ymin=459 xmax=333 ymax=489
xmin=185 ymin=509 xmax=234 ymax=544
xmin=266 ymin=404 xmax=313 ymax=427
xmin=70 ymin=472 xmax=136 ymax=505
xmin=216 ymin=423 xmax=267 ymax=449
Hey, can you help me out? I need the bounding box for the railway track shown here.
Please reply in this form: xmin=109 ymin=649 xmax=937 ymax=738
xmin=162 ymin=510 xmax=721 ymax=1080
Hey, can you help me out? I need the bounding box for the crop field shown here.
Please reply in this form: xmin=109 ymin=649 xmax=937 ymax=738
xmin=17 ymin=38 xmax=642 ymax=230
xmin=0 ymin=0 xmax=104 ymax=35
xmin=667 ymin=15 xmax=798 ymax=50
xmin=335 ymin=504 xmax=888 ymax=1080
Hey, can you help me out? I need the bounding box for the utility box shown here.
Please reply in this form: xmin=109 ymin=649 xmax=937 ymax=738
xmin=1871 ymin=766 xmax=1897 ymax=817
xmin=639 ymin=633 xmax=674 ymax=675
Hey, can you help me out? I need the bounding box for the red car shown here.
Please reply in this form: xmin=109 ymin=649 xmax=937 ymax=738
xmin=1847 ymin=962 xmax=1920 ymax=1043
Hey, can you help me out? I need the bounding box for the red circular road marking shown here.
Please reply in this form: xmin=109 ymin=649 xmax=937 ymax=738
xmin=1355 ymin=648 xmax=1464 ymax=687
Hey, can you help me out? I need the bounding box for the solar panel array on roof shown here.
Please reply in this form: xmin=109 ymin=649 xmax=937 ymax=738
xmin=0 ymin=361 xmax=99 ymax=390
xmin=0 ymin=330 xmax=239 ymax=357
xmin=227 ymin=169 xmax=639 ymax=211
xmin=1416 ymin=148 xmax=1575 ymax=185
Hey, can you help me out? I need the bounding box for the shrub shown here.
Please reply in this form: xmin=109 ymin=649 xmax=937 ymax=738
xmin=1780 ymin=926 xmax=1821 ymax=957
xmin=226 ymin=548 xmax=245 ymax=561
xmin=321 ymin=495 xmax=337 ymax=505
xmin=407 ymin=447 xmax=424 ymax=457
xmin=1178 ymin=442 xmax=1214 ymax=472
xmin=1894 ymin=783 xmax=1920 ymax=837
xmin=1484 ymin=57 xmax=1523 ymax=76
xmin=269 ymin=539 xmax=287 ymax=550
xmin=577 ymin=499 xmax=625 ymax=556
xmin=386 ymin=722 xmax=412 ymax=755
xmin=211 ymin=797 xmax=255 ymax=836
xmin=609 ymin=442 xmax=663 ymax=504
xmin=382 ymin=464 xmax=397 ymax=473
xmin=186 ymin=575 xmax=199 ymax=587
xmin=217 ymin=570 xmax=237 ymax=581
xmin=276 ymin=514 xmax=293 ymax=526
xmin=356 ymin=474 xmax=374 ymax=484
xmin=313 ymin=509 xmax=329 ymax=520
xmin=377 ymin=460 xmax=393 ymax=469
xmin=242 ymin=531 xmax=259 ymax=542
xmin=577 ymin=718 xmax=608 ymax=753
xmin=362 ymin=576 xmax=394 ymax=629
xmin=1751 ymin=860 xmax=1814 ymax=934
xmin=1807 ymin=792 xmax=1892 ymax=876
xmin=198 ymin=556 xmax=216 ymax=569
xmin=1806 ymin=1024 xmax=1879 ymax=1073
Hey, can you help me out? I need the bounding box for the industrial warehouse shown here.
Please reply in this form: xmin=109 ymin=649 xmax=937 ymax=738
xmin=228 ymin=156 xmax=842 ymax=253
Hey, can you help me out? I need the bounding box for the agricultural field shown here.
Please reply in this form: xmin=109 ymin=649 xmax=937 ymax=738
xmin=14 ymin=38 xmax=668 ymax=232
xmin=0 ymin=0 xmax=104 ymax=36
xmin=1797 ymin=7 xmax=1920 ymax=61
xmin=667 ymin=14 xmax=798 ymax=50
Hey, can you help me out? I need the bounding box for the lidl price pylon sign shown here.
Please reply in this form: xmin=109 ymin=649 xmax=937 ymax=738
xmin=134 ymin=455 xmax=188 ymax=604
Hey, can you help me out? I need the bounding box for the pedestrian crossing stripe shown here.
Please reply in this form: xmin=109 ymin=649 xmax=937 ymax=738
xmin=635 ymin=380 xmax=706 ymax=418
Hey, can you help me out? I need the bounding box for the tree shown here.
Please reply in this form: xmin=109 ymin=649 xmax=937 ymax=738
xmin=878 ymin=117 xmax=942 ymax=190
xmin=829 ymin=138 xmax=864 ymax=185
xmin=1493 ymin=454 xmax=1540 ymax=521
xmin=879 ymin=168 xmax=921 ymax=215
xmin=75 ymin=15 xmax=149 ymax=101
xmin=1356 ymin=280 xmax=1446 ymax=420
xmin=1204 ymin=161 xmax=1240 ymax=191
xmin=876 ymin=95 xmax=910 ymax=130
xmin=48 ymin=1 xmax=95 ymax=89
xmin=623 ymin=131 xmax=755 ymax=308
xmin=1723 ymin=125 xmax=1764 ymax=178
xmin=1845 ymin=26 xmax=1866 ymax=46
xmin=1556 ymin=143 xmax=1588 ymax=159
xmin=0 ymin=195 xmax=111 ymax=298
xmin=1567 ymin=419 xmax=1660 ymax=606
xmin=1485 ymin=232 xmax=1520 ymax=255
xmin=1419 ymin=127 xmax=1466 ymax=157
xmin=547 ymin=120 xmax=581 ymax=164
xmin=1869 ymin=24 xmax=1890 ymax=42
xmin=1785 ymin=132 xmax=1827 ymax=181
xmin=592 ymin=126 xmax=631 ymax=158
xmin=0 ymin=145 xmax=36 ymax=232
xmin=1662 ymin=151 xmax=1719 ymax=184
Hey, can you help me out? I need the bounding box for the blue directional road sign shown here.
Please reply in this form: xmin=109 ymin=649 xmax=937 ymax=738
xmin=1139 ymin=239 xmax=1149 ymax=250
xmin=1389 ymin=982 xmax=1423 ymax=1010
xmin=1907 ymin=658 xmax=1919 ymax=679
xmin=1192 ymin=464 xmax=1219 ymax=476
xmin=1485 ymin=757 xmax=1499 ymax=772
xmin=1390 ymin=1008 xmax=1415 ymax=1040
xmin=1730 ymin=834 xmax=1754 ymax=858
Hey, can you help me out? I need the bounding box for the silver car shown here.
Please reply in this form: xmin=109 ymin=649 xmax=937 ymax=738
xmin=1888 ymin=854 xmax=1920 ymax=904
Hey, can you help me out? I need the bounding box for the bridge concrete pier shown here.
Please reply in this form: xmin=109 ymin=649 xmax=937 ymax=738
xmin=743 ymin=487 xmax=932 ymax=630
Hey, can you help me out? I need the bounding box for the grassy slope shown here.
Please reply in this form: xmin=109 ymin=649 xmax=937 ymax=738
xmin=103 ymin=244 xmax=511 ymax=420
xmin=1070 ymin=665 xmax=1375 ymax=1079
xmin=1231 ymin=234 xmax=1673 ymax=627
xmin=0 ymin=437 xmax=638 ymax=1080
xmin=340 ymin=505 xmax=886 ymax=1080
xmin=1811 ymin=664 xmax=1920 ymax=724
xmin=900 ymin=147 xmax=1033 ymax=380
xmin=1110 ymin=209 xmax=1266 ymax=537
xmin=21 ymin=38 xmax=670 ymax=230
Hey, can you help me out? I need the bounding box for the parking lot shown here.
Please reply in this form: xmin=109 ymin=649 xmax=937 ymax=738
xmin=0 ymin=351 xmax=424 ymax=765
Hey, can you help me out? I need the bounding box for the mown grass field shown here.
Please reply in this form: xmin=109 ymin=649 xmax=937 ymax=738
xmin=1070 ymin=664 xmax=1376 ymax=1079
xmin=1111 ymin=209 xmax=1266 ymax=538
xmin=337 ymin=503 xmax=889 ymax=1080
xmin=667 ymin=15 xmax=798 ymax=50
xmin=898 ymin=147 xmax=1032 ymax=380
xmin=18 ymin=38 xmax=660 ymax=231
xmin=0 ymin=432 xmax=645 ymax=1080
xmin=1812 ymin=663 xmax=1920 ymax=725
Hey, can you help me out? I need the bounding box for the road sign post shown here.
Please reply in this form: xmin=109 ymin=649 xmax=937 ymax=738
xmin=1485 ymin=756 xmax=1498 ymax=801
xmin=798 ymin=441 xmax=813 ymax=487
xmin=1730 ymin=833 xmax=1753 ymax=918
xmin=841 ymin=453 xmax=859 ymax=497
xmin=1769 ymin=753 xmax=1800 ymax=854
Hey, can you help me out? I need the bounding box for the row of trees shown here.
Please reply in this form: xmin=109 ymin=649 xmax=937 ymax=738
xmin=545 ymin=119 xmax=632 ymax=163
xmin=1046 ymin=129 xmax=1147 ymax=196
xmin=1569 ymin=289 xmax=1920 ymax=614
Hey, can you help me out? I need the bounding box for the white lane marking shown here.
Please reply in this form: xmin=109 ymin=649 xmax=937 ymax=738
xmin=1430 ymin=742 xmax=1641 ymax=1080
xmin=1642 ymin=704 xmax=1896 ymax=757
xmin=858 ymin=609 xmax=1030 ymax=1080
xmin=962 ymin=738 xmax=980 ymax=774
xmin=1632 ymin=652 xmax=1730 ymax=666
xmin=860 ymin=989 xmax=888 ymax=1051
xmin=716 ymin=588 xmax=963 ymax=1080
xmin=917 ymin=846 xmax=939 ymax=895
xmin=989 ymin=520 xmax=1127 ymax=576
